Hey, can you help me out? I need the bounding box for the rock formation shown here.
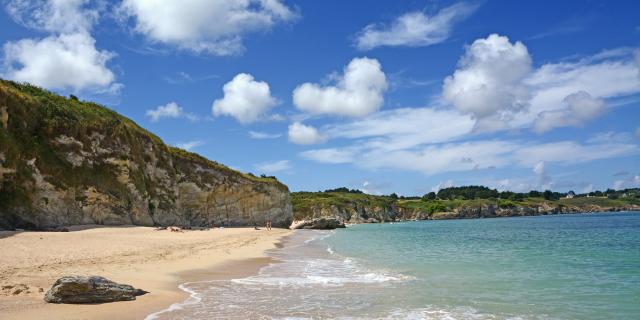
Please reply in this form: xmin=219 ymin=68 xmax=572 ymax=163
xmin=290 ymin=217 xmax=346 ymax=229
xmin=0 ymin=80 xmax=292 ymax=230
xmin=292 ymin=191 xmax=640 ymax=224
xmin=44 ymin=276 xmax=145 ymax=304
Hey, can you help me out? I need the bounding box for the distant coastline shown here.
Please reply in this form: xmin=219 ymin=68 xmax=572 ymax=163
xmin=291 ymin=187 xmax=640 ymax=224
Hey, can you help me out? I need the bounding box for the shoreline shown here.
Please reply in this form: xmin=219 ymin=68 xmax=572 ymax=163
xmin=0 ymin=225 xmax=292 ymax=320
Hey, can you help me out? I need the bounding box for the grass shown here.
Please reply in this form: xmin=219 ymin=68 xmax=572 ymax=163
xmin=0 ymin=79 xmax=287 ymax=214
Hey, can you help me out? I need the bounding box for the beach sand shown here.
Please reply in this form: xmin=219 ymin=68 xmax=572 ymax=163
xmin=0 ymin=225 xmax=291 ymax=320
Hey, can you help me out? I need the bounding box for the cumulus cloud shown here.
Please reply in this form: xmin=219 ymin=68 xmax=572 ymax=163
xmin=254 ymin=160 xmax=290 ymax=174
xmin=293 ymin=57 xmax=388 ymax=117
xmin=212 ymin=73 xmax=277 ymax=124
xmin=175 ymin=140 xmax=204 ymax=151
xmin=288 ymin=122 xmax=326 ymax=145
xmin=441 ymin=36 xmax=640 ymax=133
xmin=518 ymin=50 xmax=640 ymax=130
xmin=355 ymin=2 xmax=478 ymax=50
xmin=533 ymin=91 xmax=604 ymax=133
xmin=443 ymin=34 xmax=532 ymax=124
xmin=2 ymin=32 xmax=118 ymax=93
xmin=2 ymin=0 xmax=119 ymax=93
xmin=146 ymin=102 xmax=198 ymax=122
xmin=249 ymin=131 xmax=281 ymax=139
xmin=118 ymin=0 xmax=296 ymax=55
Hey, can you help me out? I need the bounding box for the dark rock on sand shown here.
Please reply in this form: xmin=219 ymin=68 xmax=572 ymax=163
xmin=290 ymin=218 xmax=346 ymax=230
xmin=44 ymin=276 xmax=146 ymax=304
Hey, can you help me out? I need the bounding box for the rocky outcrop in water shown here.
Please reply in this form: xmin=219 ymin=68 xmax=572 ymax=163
xmin=44 ymin=276 xmax=146 ymax=304
xmin=290 ymin=218 xmax=346 ymax=229
xmin=0 ymin=80 xmax=293 ymax=230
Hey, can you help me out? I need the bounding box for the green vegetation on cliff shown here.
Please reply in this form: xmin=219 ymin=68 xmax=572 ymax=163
xmin=291 ymin=191 xmax=395 ymax=220
xmin=0 ymin=80 xmax=290 ymax=229
xmin=292 ymin=187 xmax=640 ymax=222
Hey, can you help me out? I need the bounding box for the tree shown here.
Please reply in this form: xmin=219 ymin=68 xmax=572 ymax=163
xmin=543 ymin=190 xmax=553 ymax=200
xmin=528 ymin=190 xmax=541 ymax=198
xmin=423 ymin=192 xmax=436 ymax=201
xmin=389 ymin=193 xmax=399 ymax=199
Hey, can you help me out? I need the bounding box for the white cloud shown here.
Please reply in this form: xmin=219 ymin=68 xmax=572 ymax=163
xmin=293 ymin=57 xmax=388 ymax=117
xmin=511 ymin=49 xmax=640 ymax=132
xmin=2 ymin=1 xmax=119 ymax=94
xmin=514 ymin=141 xmax=639 ymax=167
xmin=443 ymin=34 xmax=532 ymax=124
xmin=146 ymin=102 xmax=198 ymax=122
xmin=533 ymin=161 xmax=553 ymax=189
xmin=357 ymin=140 xmax=517 ymax=175
xmin=302 ymin=139 xmax=639 ymax=176
xmin=431 ymin=180 xmax=455 ymax=192
xmin=325 ymin=107 xmax=475 ymax=151
xmin=635 ymin=49 xmax=640 ymax=78
xmin=587 ymin=131 xmax=633 ymax=144
xmin=441 ymin=36 xmax=640 ymax=133
xmin=288 ymin=122 xmax=326 ymax=145
xmin=118 ymin=0 xmax=296 ymax=55
xmin=254 ymin=160 xmax=290 ymax=174
xmin=2 ymin=32 xmax=118 ymax=93
xmin=175 ymin=140 xmax=204 ymax=151
xmin=300 ymin=148 xmax=356 ymax=164
xmin=355 ymin=2 xmax=478 ymax=50
xmin=249 ymin=131 xmax=281 ymax=139
xmin=614 ymin=175 xmax=640 ymax=190
xmin=533 ymin=91 xmax=604 ymax=133
xmin=360 ymin=180 xmax=389 ymax=195
xmin=6 ymin=0 xmax=100 ymax=34
xmin=532 ymin=161 xmax=545 ymax=176
xmin=212 ymin=73 xmax=277 ymax=124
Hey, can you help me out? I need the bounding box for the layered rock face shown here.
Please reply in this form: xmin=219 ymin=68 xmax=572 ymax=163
xmin=0 ymin=80 xmax=292 ymax=230
xmin=297 ymin=203 xmax=400 ymax=224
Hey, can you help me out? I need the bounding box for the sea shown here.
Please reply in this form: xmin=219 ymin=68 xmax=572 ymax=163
xmin=147 ymin=212 xmax=640 ymax=319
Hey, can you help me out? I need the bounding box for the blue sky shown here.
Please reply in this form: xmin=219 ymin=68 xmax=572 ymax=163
xmin=1 ymin=0 xmax=639 ymax=195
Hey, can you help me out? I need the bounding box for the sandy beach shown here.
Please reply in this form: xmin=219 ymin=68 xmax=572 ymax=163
xmin=0 ymin=225 xmax=291 ymax=320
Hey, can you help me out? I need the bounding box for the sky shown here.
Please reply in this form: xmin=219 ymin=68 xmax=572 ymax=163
xmin=1 ymin=0 xmax=639 ymax=196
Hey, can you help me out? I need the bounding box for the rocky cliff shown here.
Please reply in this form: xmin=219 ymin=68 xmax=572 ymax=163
xmin=0 ymin=80 xmax=292 ymax=230
xmin=292 ymin=192 xmax=640 ymax=224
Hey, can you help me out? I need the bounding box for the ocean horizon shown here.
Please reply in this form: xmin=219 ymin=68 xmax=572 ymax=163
xmin=148 ymin=212 xmax=640 ymax=319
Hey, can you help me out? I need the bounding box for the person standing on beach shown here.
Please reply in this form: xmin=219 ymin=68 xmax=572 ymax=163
xmin=267 ymin=220 xmax=272 ymax=231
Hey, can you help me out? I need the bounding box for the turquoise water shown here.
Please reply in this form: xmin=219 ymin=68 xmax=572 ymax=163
xmin=326 ymin=212 xmax=640 ymax=319
xmin=148 ymin=212 xmax=640 ymax=319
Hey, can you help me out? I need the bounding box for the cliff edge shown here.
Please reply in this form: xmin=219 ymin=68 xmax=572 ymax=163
xmin=0 ymin=80 xmax=292 ymax=230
